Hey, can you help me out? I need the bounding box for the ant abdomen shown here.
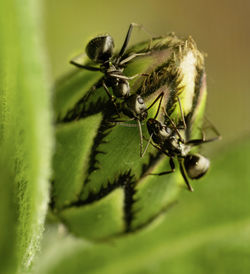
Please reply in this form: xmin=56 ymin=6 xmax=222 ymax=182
xmin=184 ymin=154 xmax=210 ymax=180
xmin=86 ymin=35 xmax=114 ymax=63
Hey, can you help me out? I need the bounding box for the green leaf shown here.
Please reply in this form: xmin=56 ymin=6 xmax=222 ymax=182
xmin=0 ymin=0 xmax=53 ymax=272
xmin=35 ymin=139 xmax=250 ymax=274
xmin=52 ymin=35 xmax=207 ymax=239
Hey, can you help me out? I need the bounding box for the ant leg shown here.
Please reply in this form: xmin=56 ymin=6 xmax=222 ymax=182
xmin=109 ymin=117 xmax=137 ymax=128
xmin=179 ymin=159 xmax=194 ymax=192
xmin=204 ymin=115 xmax=222 ymax=140
xmin=109 ymin=73 xmax=148 ymax=81
xmin=110 ymin=117 xmax=145 ymax=157
xmin=142 ymin=136 xmax=170 ymax=157
xmin=147 ymin=92 xmax=164 ymax=119
xmin=102 ymin=81 xmax=114 ymax=100
xmin=141 ymin=134 xmax=153 ymax=158
xmin=70 ymin=60 xmax=100 ymax=71
xmin=137 ymin=91 xmax=164 ymax=157
xmin=112 ymin=122 xmax=139 ymax=127
xmin=150 ymin=157 xmax=175 ymax=176
xmin=117 ymin=23 xmax=152 ymax=60
xmin=186 ymin=119 xmax=221 ymax=146
xmin=147 ymin=92 xmax=164 ymax=114
xmin=102 ymin=82 xmax=120 ymax=116
xmin=111 ymin=118 xmax=136 ymax=123
xmin=136 ymin=119 xmax=145 ymax=157
xmin=186 ymin=135 xmax=221 ymax=146
xmin=119 ymin=52 xmax=151 ymax=65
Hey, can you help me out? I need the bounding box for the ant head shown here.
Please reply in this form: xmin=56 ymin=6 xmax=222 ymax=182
xmin=124 ymin=95 xmax=147 ymax=119
xmin=147 ymin=118 xmax=162 ymax=135
xmin=86 ymin=35 xmax=114 ymax=63
xmin=129 ymin=95 xmax=147 ymax=117
xmin=136 ymin=96 xmax=148 ymax=118
xmin=184 ymin=153 xmax=210 ymax=179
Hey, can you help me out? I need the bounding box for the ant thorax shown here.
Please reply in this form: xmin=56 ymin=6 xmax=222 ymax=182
xmin=167 ymin=136 xmax=191 ymax=157
xmin=163 ymin=124 xmax=192 ymax=157
xmin=103 ymin=63 xmax=124 ymax=74
xmin=159 ymin=125 xmax=172 ymax=139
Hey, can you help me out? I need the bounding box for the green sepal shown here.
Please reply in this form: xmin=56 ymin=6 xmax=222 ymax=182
xmin=80 ymin=123 xmax=155 ymax=201
xmin=52 ymin=113 xmax=103 ymax=209
xmin=52 ymin=34 xmax=208 ymax=240
xmin=59 ymin=188 xmax=125 ymax=240
xmin=54 ymin=69 xmax=103 ymax=120
xmin=131 ymin=157 xmax=181 ymax=230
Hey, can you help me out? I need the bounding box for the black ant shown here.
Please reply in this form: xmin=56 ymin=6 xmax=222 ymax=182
xmin=113 ymin=91 xmax=165 ymax=157
xmin=143 ymin=97 xmax=221 ymax=191
xmin=70 ymin=23 xmax=151 ymax=104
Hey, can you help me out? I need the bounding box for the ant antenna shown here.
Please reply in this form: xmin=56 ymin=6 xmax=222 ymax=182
xmin=179 ymin=159 xmax=194 ymax=192
xmin=162 ymin=107 xmax=185 ymax=143
xmin=117 ymin=23 xmax=153 ymax=62
xmin=140 ymin=92 xmax=164 ymax=157
xmin=204 ymin=115 xmax=222 ymax=140
xmin=177 ymin=96 xmax=187 ymax=130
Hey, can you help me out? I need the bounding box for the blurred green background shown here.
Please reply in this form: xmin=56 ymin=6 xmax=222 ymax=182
xmin=44 ymin=0 xmax=250 ymax=152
